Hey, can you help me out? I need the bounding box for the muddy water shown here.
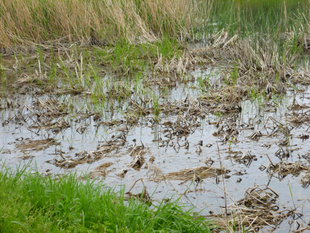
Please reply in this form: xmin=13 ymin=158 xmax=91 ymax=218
xmin=1 ymin=71 xmax=309 ymax=232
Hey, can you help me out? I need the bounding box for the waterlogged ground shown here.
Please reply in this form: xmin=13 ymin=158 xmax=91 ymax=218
xmin=1 ymin=68 xmax=310 ymax=232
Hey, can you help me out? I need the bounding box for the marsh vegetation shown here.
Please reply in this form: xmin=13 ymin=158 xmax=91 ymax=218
xmin=1 ymin=0 xmax=310 ymax=232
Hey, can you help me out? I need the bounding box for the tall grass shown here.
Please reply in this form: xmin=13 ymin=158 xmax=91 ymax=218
xmin=1 ymin=0 xmax=309 ymax=49
xmin=0 ymin=170 xmax=213 ymax=232
xmin=0 ymin=0 xmax=198 ymax=48
xmin=204 ymin=0 xmax=310 ymax=37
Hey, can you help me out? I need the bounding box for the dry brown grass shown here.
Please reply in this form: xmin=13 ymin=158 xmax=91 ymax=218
xmin=0 ymin=0 xmax=200 ymax=48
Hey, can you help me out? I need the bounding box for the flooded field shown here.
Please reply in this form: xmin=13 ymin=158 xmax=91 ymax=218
xmin=1 ymin=67 xmax=310 ymax=232
xmin=1 ymin=0 xmax=310 ymax=231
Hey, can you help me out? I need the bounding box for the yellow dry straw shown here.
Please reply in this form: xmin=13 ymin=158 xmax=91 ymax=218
xmin=0 ymin=0 xmax=197 ymax=48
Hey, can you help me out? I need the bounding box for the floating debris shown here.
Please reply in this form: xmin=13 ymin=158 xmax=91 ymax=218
xmin=228 ymin=152 xmax=257 ymax=167
xmin=32 ymin=98 xmax=69 ymax=118
xmin=297 ymin=134 xmax=310 ymax=141
xmin=130 ymin=155 xmax=145 ymax=171
xmin=288 ymin=111 xmax=310 ymax=126
xmin=268 ymin=162 xmax=310 ymax=181
xmin=19 ymin=154 xmax=35 ymax=160
xmin=90 ymin=162 xmax=113 ymax=178
xmin=154 ymin=166 xmax=229 ymax=182
xmin=234 ymin=186 xmax=294 ymax=232
xmin=248 ymin=131 xmax=263 ymax=141
xmin=16 ymin=138 xmax=60 ymax=151
xmin=29 ymin=119 xmax=70 ymax=132
xmin=213 ymin=186 xmax=294 ymax=232
xmin=51 ymin=134 xmax=128 ymax=168
xmin=301 ymin=173 xmax=310 ymax=188
xmin=129 ymin=145 xmax=148 ymax=157
xmin=128 ymin=145 xmax=149 ymax=170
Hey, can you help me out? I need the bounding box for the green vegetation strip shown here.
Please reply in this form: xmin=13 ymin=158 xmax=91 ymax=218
xmin=0 ymin=171 xmax=213 ymax=233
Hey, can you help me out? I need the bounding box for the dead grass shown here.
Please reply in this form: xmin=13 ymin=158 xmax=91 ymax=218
xmin=268 ymin=162 xmax=310 ymax=180
xmin=213 ymin=186 xmax=295 ymax=232
xmin=0 ymin=0 xmax=199 ymax=48
xmin=16 ymin=138 xmax=60 ymax=151
xmin=151 ymin=166 xmax=229 ymax=183
xmin=90 ymin=162 xmax=113 ymax=178
xmin=192 ymin=31 xmax=310 ymax=112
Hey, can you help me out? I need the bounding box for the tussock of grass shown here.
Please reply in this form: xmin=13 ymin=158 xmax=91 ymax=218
xmin=0 ymin=171 xmax=213 ymax=232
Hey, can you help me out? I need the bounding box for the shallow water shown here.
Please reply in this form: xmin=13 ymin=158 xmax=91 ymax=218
xmin=1 ymin=70 xmax=309 ymax=232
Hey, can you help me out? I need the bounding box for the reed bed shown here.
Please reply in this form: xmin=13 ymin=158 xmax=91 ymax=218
xmin=0 ymin=0 xmax=199 ymax=48
xmin=1 ymin=0 xmax=309 ymax=48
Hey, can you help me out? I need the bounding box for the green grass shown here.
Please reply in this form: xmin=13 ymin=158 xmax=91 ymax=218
xmin=94 ymin=38 xmax=183 ymax=75
xmin=0 ymin=170 xmax=214 ymax=233
xmin=203 ymin=0 xmax=309 ymax=37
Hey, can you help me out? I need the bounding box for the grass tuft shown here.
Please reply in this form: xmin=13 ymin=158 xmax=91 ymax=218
xmin=0 ymin=171 xmax=213 ymax=232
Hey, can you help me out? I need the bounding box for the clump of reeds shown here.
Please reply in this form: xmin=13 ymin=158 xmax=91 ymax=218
xmin=0 ymin=0 xmax=199 ymax=48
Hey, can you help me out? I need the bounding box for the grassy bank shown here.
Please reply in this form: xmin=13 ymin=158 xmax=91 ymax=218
xmin=0 ymin=171 xmax=213 ymax=232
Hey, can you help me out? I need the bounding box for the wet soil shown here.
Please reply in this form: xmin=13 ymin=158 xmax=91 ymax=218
xmin=1 ymin=68 xmax=310 ymax=232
